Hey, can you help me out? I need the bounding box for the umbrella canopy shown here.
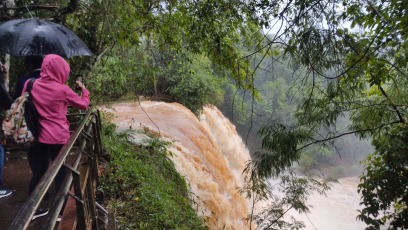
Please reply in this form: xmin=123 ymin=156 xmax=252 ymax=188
xmin=0 ymin=18 xmax=93 ymax=58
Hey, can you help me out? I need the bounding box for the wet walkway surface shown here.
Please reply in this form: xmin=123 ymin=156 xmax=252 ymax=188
xmin=0 ymin=153 xmax=52 ymax=230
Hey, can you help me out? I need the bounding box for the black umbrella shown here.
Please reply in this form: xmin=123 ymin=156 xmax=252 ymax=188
xmin=0 ymin=18 xmax=93 ymax=58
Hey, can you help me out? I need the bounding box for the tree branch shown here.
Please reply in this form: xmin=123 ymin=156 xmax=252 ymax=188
xmin=264 ymin=205 xmax=293 ymax=229
xmin=0 ymin=1 xmax=80 ymax=22
xmin=379 ymin=85 xmax=405 ymax=123
xmin=366 ymin=0 xmax=399 ymax=40
xmin=297 ymin=121 xmax=399 ymax=151
xmin=0 ymin=5 xmax=58 ymax=11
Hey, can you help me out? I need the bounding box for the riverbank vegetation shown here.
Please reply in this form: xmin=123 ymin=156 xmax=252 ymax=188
xmin=98 ymin=119 xmax=208 ymax=229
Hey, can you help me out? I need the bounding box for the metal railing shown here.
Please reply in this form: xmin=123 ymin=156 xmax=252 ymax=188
xmin=8 ymin=107 xmax=112 ymax=230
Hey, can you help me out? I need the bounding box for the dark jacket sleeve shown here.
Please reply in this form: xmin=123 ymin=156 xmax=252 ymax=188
xmin=13 ymin=78 xmax=24 ymax=99
xmin=0 ymin=80 xmax=13 ymax=110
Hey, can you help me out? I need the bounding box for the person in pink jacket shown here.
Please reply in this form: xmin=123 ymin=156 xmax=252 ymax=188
xmin=22 ymin=54 xmax=90 ymax=220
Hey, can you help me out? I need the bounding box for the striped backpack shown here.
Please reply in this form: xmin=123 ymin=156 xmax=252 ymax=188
xmin=2 ymin=79 xmax=39 ymax=145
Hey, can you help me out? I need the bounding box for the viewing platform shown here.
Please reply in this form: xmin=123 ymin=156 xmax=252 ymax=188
xmin=0 ymin=108 xmax=115 ymax=230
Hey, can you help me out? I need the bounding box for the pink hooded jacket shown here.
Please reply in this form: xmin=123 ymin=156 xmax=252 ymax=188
xmin=23 ymin=54 xmax=90 ymax=144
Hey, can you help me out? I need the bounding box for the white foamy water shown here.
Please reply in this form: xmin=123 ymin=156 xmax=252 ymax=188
xmin=289 ymin=177 xmax=367 ymax=230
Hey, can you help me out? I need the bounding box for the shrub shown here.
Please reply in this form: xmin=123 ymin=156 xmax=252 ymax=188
xmin=98 ymin=123 xmax=208 ymax=229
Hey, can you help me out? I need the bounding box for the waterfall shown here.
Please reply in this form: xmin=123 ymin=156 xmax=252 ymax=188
xmin=107 ymin=101 xmax=251 ymax=229
xmin=105 ymin=101 xmax=369 ymax=230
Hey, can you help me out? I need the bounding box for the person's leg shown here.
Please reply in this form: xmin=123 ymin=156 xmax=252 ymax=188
xmin=0 ymin=144 xmax=3 ymax=187
xmin=28 ymin=142 xmax=54 ymax=220
xmin=47 ymin=144 xmax=67 ymax=217
xmin=48 ymin=144 xmax=65 ymax=192
xmin=0 ymin=144 xmax=12 ymax=198
xmin=28 ymin=142 xmax=49 ymax=195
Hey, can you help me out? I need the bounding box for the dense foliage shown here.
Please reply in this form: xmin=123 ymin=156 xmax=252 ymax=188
xmin=219 ymin=54 xmax=372 ymax=178
xmin=240 ymin=0 xmax=408 ymax=228
xmin=88 ymin=45 xmax=226 ymax=114
xmin=99 ymin=121 xmax=208 ymax=230
xmin=358 ymin=124 xmax=408 ymax=228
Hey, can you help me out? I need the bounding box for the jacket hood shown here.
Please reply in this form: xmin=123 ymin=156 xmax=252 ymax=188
xmin=40 ymin=54 xmax=70 ymax=84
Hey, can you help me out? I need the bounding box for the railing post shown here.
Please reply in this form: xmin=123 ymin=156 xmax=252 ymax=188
xmin=85 ymin=126 xmax=97 ymax=229
xmin=72 ymin=168 xmax=87 ymax=230
xmin=86 ymin=170 xmax=97 ymax=229
xmin=94 ymin=111 xmax=103 ymax=159
xmin=91 ymin=117 xmax=100 ymax=184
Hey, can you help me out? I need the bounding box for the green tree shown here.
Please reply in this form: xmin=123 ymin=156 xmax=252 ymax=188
xmin=2 ymin=1 xmax=264 ymax=97
xmin=358 ymin=124 xmax=408 ymax=228
xmin=237 ymin=0 xmax=408 ymax=228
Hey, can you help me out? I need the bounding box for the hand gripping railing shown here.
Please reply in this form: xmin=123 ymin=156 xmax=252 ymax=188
xmin=8 ymin=106 xmax=106 ymax=230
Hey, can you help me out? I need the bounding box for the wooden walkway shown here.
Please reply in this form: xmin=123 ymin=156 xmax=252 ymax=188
xmin=1 ymin=108 xmax=115 ymax=230
xmin=0 ymin=157 xmax=50 ymax=230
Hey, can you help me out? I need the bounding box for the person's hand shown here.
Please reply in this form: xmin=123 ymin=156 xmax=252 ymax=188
xmin=1 ymin=65 xmax=8 ymax=75
xmin=75 ymin=81 xmax=86 ymax=90
xmin=0 ymin=65 xmax=8 ymax=79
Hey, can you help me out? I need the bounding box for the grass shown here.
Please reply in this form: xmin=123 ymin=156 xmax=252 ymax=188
xmin=98 ymin=121 xmax=208 ymax=230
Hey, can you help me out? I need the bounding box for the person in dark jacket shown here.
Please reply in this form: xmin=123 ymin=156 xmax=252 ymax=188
xmin=0 ymin=65 xmax=12 ymax=198
xmin=13 ymin=56 xmax=43 ymax=99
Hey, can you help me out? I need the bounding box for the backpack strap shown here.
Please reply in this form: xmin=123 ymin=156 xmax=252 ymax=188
xmin=26 ymin=78 xmax=36 ymax=93
xmin=24 ymin=78 xmax=39 ymax=140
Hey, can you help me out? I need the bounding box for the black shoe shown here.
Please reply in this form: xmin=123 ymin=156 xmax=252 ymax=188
xmin=0 ymin=189 xmax=12 ymax=198
xmin=32 ymin=208 xmax=49 ymax=220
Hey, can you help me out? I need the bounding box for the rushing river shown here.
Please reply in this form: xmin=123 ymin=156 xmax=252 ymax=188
xmin=105 ymin=101 xmax=368 ymax=230
xmin=289 ymin=177 xmax=366 ymax=230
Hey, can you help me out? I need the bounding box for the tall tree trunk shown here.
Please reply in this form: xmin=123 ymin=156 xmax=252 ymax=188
xmin=153 ymin=73 xmax=157 ymax=99
xmin=4 ymin=0 xmax=15 ymax=91
xmin=4 ymin=54 xmax=10 ymax=91
xmin=151 ymin=38 xmax=157 ymax=99
xmin=147 ymin=33 xmax=157 ymax=99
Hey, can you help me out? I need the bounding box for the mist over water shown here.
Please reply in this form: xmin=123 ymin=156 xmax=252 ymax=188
xmin=289 ymin=177 xmax=366 ymax=230
xmin=105 ymin=101 xmax=369 ymax=230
